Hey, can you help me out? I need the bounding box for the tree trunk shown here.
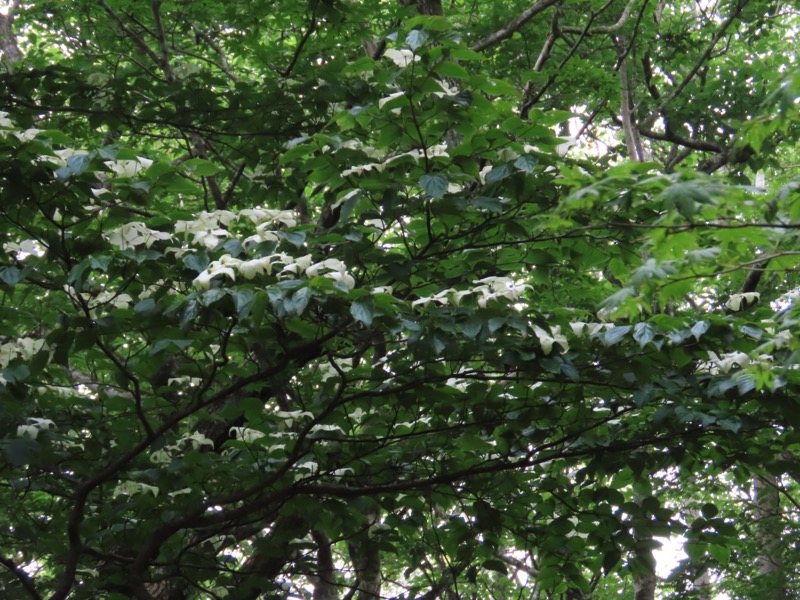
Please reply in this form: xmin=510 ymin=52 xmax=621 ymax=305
xmin=347 ymin=509 xmax=381 ymax=599
xmin=754 ymin=474 xmax=787 ymax=598
xmin=312 ymin=530 xmax=338 ymax=600
xmin=0 ymin=0 xmax=23 ymax=72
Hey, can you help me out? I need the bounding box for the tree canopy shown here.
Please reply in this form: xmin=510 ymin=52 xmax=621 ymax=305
xmin=1 ymin=0 xmax=799 ymax=598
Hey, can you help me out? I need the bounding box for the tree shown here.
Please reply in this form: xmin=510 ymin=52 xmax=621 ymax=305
xmin=0 ymin=0 xmax=799 ymax=598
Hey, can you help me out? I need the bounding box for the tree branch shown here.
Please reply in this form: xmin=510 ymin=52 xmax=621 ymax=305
xmin=641 ymin=0 xmax=750 ymax=129
xmin=96 ymin=0 xmax=163 ymax=75
xmin=0 ymin=554 xmax=43 ymax=600
xmin=280 ymin=5 xmax=317 ymax=78
xmin=188 ymin=23 xmax=239 ymax=82
xmin=470 ymin=0 xmax=561 ymax=52
xmin=150 ymin=1 xmax=174 ymax=81
xmin=560 ymin=0 xmax=638 ymax=34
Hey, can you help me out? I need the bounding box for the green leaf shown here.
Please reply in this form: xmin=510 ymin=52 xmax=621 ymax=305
xmin=182 ymin=251 xmax=210 ymax=273
xmin=233 ymin=289 xmax=256 ymax=318
xmin=690 ymin=320 xmax=709 ymax=341
xmin=406 ymin=29 xmax=429 ymax=51
xmin=351 ymin=299 xmax=374 ymax=326
xmin=0 ymin=266 xmax=22 ymax=286
xmin=604 ymin=326 xmax=632 ymax=346
xmin=482 ymin=559 xmax=508 ymax=575
xmin=513 ymin=154 xmax=538 ymax=173
xmin=602 ymin=548 xmax=622 ymax=575
xmin=434 ymin=60 xmax=469 ymax=79
xmin=632 ymin=323 xmax=656 ymax=348
xmin=183 ymin=158 xmax=223 ymax=176
xmin=484 ymin=164 xmax=510 ymax=184
xmin=419 ymin=173 xmax=448 ymax=199
xmin=709 ymin=543 xmax=731 ymax=564
xmin=600 ymin=287 xmax=636 ymax=308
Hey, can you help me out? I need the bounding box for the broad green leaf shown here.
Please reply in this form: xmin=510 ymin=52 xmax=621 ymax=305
xmin=351 ymin=299 xmax=374 ymax=326
xmin=419 ymin=173 xmax=448 ymax=199
xmin=604 ymin=326 xmax=632 ymax=346
xmin=406 ymin=29 xmax=429 ymax=51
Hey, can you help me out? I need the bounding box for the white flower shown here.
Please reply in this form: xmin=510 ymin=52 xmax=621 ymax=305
xmin=384 ymin=48 xmax=419 ymax=68
xmin=378 ymin=91 xmax=406 ymax=110
xmin=306 ymin=258 xmax=346 ymax=277
xmin=570 ymin=322 xmax=586 ymax=337
xmin=180 ymin=432 xmax=215 ymax=450
xmin=532 ymin=325 xmax=569 ymax=355
xmin=412 ymin=289 xmax=452 ymax=307
xmin=706 ymin=351 xmax=751 ymax=374
xmin=238 ymin=257 xmax=273 ymax=279
xmin=192 ymin=228 xmax=229 ymax=250
xmin=104 ymin=157 xmax=153 ymax=178
xmin=14 ymin=129 xmax=43 ymax=142
xmin=113 ymin=481 xmax=159 ymax=498
xmin=150 ymin=449 xmax=172 ymax=464
xmin=193 ymin=259 xmax=237 ymax=289
xmin=104 ymin=222 xmax=172 ymax=250
xmin=17 ymin=425 xmax=40 ymax=439
xmin=725 ymin=292 xmax=760 ymax=312
xmin=229 ymin=427 xmax=266 ymax=443
xmin=326 ymin=270 xmax=356 ymax=290
xmin=450 ymin=290 xmax=472 ymax=306
xmin=4 ymin=239 xmax=46 ymax=259
xmin=342 ymin=162 xmax=384 ymax=177
xmin=17 ymin=417 xmax=55 ymax=440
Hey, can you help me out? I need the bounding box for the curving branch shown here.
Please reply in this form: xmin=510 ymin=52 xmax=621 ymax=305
xmin=187 ymin=23 xmax=239 ymax=82
xmin=470 ymin=0 xmax=561 ymax=52
xmin=560 ymin=0 xmax=639 ymax=35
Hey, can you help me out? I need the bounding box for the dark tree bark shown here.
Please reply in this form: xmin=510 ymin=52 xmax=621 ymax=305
xmin=0 ymin=0 xmax=23 ymax=72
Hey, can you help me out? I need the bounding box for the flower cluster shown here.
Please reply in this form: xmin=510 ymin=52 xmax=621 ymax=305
xmin=192 ymin=254 xmax=356 ymax=291
xmin=412 ymin=276 xmax=530 ymax=309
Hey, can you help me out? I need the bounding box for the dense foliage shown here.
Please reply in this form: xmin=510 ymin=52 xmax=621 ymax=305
xmin=1 ymin=0 xmax=799 ymax=598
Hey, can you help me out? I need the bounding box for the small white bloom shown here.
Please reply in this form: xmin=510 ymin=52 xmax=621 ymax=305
xmin=180 ymin=432 xmax=215 ymax=450
xmin=384 ymin=48 xmax=419 ymax=68
xmin=104 ymin=157 xmax=153 ymax=178
xmin=725 ymin=292 xmax=760 ymax=312
xmin=326 ymin=270 xmax=356 ymax=289
xmin=229 ymin=427 xmax=266 ymax=443
xmin=238 ymin=257 xmax=273 ymax=279
xmin=104 ymin=222 xmax=172 ymax=250
xmin=532 ymin=325 xmax=568 ymax=355
xmin=378 ymin=91 xmax=405 ymax=109
xmin=113 ymin=481 xmax=159 ymax=498
xmin=17 ymin=425 xmax=40 ymax=439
